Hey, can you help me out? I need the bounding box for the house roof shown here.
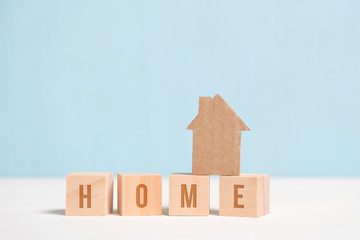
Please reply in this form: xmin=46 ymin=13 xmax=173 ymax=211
xmin=186 ymin=94 xmax=250 ymax=131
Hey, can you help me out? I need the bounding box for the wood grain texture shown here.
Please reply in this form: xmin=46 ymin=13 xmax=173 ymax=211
xmin=65 ymin=172 xmax=114 ymax=216
xmin=219 ymin=174 xmax=270 ymax=217
xmin=118 ymin=173 xmax=162 ymax=216
xmin=169 ymin=173 xmax=209 ymax=216
xmin=187 ymin=94 xmax=250 ymax=176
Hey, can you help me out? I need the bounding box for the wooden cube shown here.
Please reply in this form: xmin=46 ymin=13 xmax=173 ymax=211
xmin=66 ymin=172 xmax=114 ymax=216
xmin=219 ymin=174 xmax=270 ymax=218
xmin=117 ymin=173 xmax=162 ymax=216
xmin=169 ymin=173 xmax=209 ymax=216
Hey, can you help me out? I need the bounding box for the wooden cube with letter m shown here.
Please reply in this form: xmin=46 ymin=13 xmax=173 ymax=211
xmin=66 ymin=172 xmax=114 ymax=216
xmin=169 ymin=173 xmax=209 ymax=216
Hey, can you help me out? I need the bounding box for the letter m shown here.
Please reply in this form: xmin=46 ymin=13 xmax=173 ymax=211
xmin=181 ymin=184 xmax=197 ymax=208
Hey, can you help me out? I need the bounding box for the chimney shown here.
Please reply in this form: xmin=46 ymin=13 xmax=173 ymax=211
xmin=198 ymin=97 xmax=211 ymax=115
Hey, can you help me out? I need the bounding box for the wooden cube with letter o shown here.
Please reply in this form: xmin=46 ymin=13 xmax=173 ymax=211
xmin=219 ymin=174 xmax=270 ymax=217
xmin=65 ymin=172 xmax=114 ymax=216
xmin=117 ymin=173 xmax=162 ymax=216
xmin=169 ymin=173 xmax=209 ymax=216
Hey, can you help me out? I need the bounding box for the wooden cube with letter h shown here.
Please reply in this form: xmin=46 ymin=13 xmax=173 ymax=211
xmin=117 ymin=173 xmax=162 ymax=216
xmin=66 ymin=172 xmax=114 ymax=216
xmin=219 ymin=174 xmax=270 ymax=217
xmin=169 ymin=173 xmax=209 ymax=216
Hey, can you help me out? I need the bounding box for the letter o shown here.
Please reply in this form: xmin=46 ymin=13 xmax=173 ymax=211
xmin=136 ymin=184 xmax=148 ymax=208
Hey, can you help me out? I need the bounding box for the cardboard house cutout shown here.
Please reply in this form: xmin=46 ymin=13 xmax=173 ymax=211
xmin=187 ymin=94 xmax=250 ymax=176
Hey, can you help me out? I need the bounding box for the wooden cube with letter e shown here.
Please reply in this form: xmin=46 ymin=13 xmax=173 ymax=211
xmin=117 ymin=173 xmax=162 ymax=216
xmin=219 ymin=174 xmax=270 ymax=217
xmin=65 ymin=172 xmax=114 ymax=216
xmin=169 ymin=173 xmax=209 ymax=216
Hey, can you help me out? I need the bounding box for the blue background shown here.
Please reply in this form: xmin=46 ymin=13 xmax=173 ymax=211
xmin=1 ymin=0 xmax=359 ymax=176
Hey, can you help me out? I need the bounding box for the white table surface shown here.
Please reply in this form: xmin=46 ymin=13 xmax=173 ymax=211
xmin=0 ymin=177 xmax=359 ymax=240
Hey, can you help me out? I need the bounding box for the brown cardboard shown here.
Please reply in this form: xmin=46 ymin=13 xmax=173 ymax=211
xmin=187 ymin=94 xmax=250 ymax=176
